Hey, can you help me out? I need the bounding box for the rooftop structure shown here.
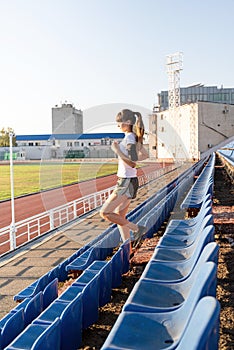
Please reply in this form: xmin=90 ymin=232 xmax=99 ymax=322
xmin=52 ymin=103 xmax=83 ymax=134
xmin=157 ymin=84 xmax=234 ymax=110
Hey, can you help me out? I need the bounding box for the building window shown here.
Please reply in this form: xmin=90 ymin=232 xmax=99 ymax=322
xmin=67 ymin=142 xmax=72 ymax=147
xmin=213 ymin=93 xmax=222 ymax=102
xmin=74 ymin=141 xmax=79 ymax=146
xmin=161 ymin=114 xmax=164 ymax=120
xmin=28 ymin=142 xmax=34 ymax=146
xmin=223 ymin=94 xmax=229 ymax=102
xmin=161 ymin=127 xmax=164 ymax=132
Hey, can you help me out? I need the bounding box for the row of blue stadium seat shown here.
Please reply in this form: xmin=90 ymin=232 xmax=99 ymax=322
xmin=0 ymin=189 xmax=178 ymax=347
xmin=0 ymin=156 xmax=210 ymax=349
xmin=4 ymin=240 xmax=131 ymax=350
xmin=181 ymin=153 xmax=215 ymax=209
xmin=0 ymin=278 xmax=58 ymax=349
xmin=101 ymin=163 xmax=220 ymax=349
xmin=218 ymin=149 xmax=234 ymax=166
xmin=13 ymin=155 xmax=208 ymax=303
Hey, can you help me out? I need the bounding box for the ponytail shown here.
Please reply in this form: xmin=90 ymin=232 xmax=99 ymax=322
xmin=133 ymin=112 xmax=144 ymax=144
xmin=116 ymin=109 xmax=145 ymax=143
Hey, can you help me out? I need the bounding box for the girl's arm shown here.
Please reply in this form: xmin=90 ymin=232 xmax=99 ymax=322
xmin=111 ymin=141 xmax=136 ymax=168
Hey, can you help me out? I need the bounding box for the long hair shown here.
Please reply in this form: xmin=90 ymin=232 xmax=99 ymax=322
xmin=116 ymin=109 xmax=145 ymax=144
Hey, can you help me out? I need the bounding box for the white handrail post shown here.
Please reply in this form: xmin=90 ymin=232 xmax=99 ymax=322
xmin=9 ymin=132 xmax=16 ymax=250
xmin=73 ymin=202 xmax=76 ymax=219
xmin=94 ymin=193 xmax=97 ymax=209
xmin=49 ymin=210 xmax=54 ymax=230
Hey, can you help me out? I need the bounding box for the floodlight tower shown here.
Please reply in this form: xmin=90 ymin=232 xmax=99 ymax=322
xmin=166 ymin=52 xmax=183 ymax=159
xmin=166 ymin=52 xmax=183 ymax=110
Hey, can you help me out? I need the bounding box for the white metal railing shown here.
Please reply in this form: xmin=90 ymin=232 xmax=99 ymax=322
xmin=0 ymin=165 xmax=177 ymax=257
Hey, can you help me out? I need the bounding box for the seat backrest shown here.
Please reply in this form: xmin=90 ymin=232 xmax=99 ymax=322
xmin=35 ymin=274 xmax=49 ymax=294
xmin=43 ymin=278 xmax=58 ymax=309
xmin=153 ymin=225 xmax=214 ymax=262
xmin=31 ymin=318 xmax=61 ymax=350
xmin=175 ymin=262 xmax=217 ymax=328
xmin=176 ymin=296 xmax=220 ymax=350
xmin=74 ymin=270 xmax=97 ymax=285
xmin=111 ymin=247 xmax=123 ymax=288
xmin=190 ymin=242 xmax=219 ymax=290
xmin=1 ymin=308 xmax=25 ymax=349
xmin=120 ymin=239 xmax=131 ymax=274
xmin=65 ymin=246 xmax=98 ymax=271
xmin=24 ymin=292 xmax=43 ymax=326
xmin=181 ymin=224 xmax=215 ymax=260
xmin=59 ymin=294 xmax=83 ymax=349
xmin=193 ymin=214 xmax=214 ymax=236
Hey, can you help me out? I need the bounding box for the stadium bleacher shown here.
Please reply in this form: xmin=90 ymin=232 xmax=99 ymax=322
xmin=0 ymin=153 xmax=223 ymax=349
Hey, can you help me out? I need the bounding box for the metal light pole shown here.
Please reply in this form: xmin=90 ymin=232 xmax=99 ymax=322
xmin=9 ymin=132 xmax=16 ymax=250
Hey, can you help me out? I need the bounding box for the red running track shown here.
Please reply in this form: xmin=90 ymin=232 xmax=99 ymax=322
xmin=0 ymin=163 xmax=165 ymax=229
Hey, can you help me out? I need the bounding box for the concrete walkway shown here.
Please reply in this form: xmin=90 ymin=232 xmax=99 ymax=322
xmin=0 ymin=163 xmax=191 ymax=319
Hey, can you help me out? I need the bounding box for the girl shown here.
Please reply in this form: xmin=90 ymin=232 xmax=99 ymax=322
xmin=100 ymin=109 xmax=147 ymax=252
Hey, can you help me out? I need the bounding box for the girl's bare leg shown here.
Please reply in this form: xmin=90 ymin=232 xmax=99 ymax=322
xmin=116 ymin=199 xmax=131 ymax=241
xmin=100 ymin=192 xmax=138 ymax=232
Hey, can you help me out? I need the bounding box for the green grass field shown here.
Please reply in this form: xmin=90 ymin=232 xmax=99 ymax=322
xmin=0 ymin=162 xmax=118 ymax=201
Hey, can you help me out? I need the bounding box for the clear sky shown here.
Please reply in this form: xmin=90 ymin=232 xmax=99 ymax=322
xmin=0 ymin=0 xmax=233 ymax=135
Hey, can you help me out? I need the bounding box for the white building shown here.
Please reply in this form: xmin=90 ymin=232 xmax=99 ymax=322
xmin=149 ymin=101 xmax=234 ymax=161
xmin=52 ymin=103 xmax=83 ymax=134
xmin=15 ymin=133 xmax=124 ymax=160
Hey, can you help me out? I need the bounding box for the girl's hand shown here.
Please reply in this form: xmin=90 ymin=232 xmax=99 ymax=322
xmin=111 ymin=141 xmax=119 ymax=153
xmin=111 ymin=141 xmax=136 ymax=168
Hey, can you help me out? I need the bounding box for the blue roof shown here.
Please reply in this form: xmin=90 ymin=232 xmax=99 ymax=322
xmin=16 ymin=133 xmax=124 ymax=141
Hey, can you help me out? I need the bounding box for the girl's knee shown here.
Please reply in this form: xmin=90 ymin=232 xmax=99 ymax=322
xmin=100 ymin=209 xmax=108 ymax=220
xmin=99 ymin=209 xmax=105 ymax=219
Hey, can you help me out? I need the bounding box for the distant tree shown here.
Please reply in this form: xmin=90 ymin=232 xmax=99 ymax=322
xmin=0 ymin=127 xmax=16 ymax=147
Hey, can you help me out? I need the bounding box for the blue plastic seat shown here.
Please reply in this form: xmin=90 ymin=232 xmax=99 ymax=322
xmin=65 ymin=245 xmax=102 ymax=272
xmin=11 ymin=292 xmax=43 ymax=326
xmin=88 ymin=260 xmax=112 ymax=306
xmin=0 ymin=309 xmax=25 ymax=349
xmin=180 ymin=155 xmax=215 ymax=210
xmin=101 ymin=262 xmax=217 ymax=350
xmin=157 ymin=214 xmax=213 ymax=248
xmin=141 ymin=242 xmax=219 ymax=284
xmin=151 ymin=225 xmax=214 ymax=262
xmin=111 ymin=246 xmax=123 ymax=288
xmin=166 ymin=203 xmax=213 ymax=236
xmin=176 ymin=296 xmax=220 ymax=350
xmin=144 ymin=204 xmax=165 ymax=238
xmin=120 ymin=239 xmax=131 ymax=274
xmin=13 ymin=279 xmax=57 ymax=323
xmin=43 ymin=278 xmax=58 ymax=309
xmin=166 ymin=195 xmax=212 ymax=231
xmin=58 ymin=271 xmax=99 ymax=329
xmin=123 ymin=262 xmax=217 ymax=313
xmin=102 ymin=227 xmax=121 ymax=250
xmin=47 ymin=265 xmax=60 ymax=282
xmin=5 ymin=317 xmax=61 ymax=350
xmin=13 ymin=274 xmax=49 ymax=302
xmin=33 ymin=294 xmax=82 ymax=350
